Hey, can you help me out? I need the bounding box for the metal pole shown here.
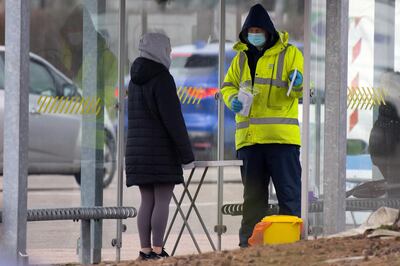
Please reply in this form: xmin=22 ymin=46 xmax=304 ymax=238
xmin=115 ymin=0 xmax=126 ymax=262
xmin=315 ymin=89 xmax=321 ymax=190
xmin=323 ymin=0 xmax=348 ymax=235
xmin=314 ymin=3 xmax=324 ymax=229
xmin=301 ymin=0 xmax=311 ymax=239
xmin=141 ymin=0 xmax=147 ymax=35
xmin=81 ymin=1 xmax=103 ymax=263
xmin=216 ymin=0 xmax=226 ymax=251
xmin=235 ymin=0 xmax=241 ymax=37
xmin=1 ymin=0 xmax=30 ymax=264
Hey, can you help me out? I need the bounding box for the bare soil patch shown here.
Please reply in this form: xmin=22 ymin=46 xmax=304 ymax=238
xmin=94 ymin=235 xmax=400 ymax=266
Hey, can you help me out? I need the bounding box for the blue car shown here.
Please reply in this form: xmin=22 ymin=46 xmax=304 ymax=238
xmin=170 ymin=42 xmax=237 ymax=160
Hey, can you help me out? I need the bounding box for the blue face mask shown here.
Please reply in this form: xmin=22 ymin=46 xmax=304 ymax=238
xmin=248 ymin=33 xmax=266 ymax=47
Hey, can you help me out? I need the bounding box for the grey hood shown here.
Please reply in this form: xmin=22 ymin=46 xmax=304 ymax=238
xmin=138 ymin=32 xmax=171 ymax=69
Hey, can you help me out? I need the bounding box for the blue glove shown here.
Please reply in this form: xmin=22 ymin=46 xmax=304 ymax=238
xmin=231 ymin=97 xmax=243 ymax=113
xmin=289 ymin=71 xmax=303 ymax=87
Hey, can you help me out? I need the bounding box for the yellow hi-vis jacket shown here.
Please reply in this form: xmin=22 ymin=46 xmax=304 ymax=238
xmin=221 ymin=31 xmax=304 ymax=150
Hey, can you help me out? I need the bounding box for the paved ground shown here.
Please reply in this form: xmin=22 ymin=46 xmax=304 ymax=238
xmin=1 ymin=167 xmax=247 ymax=264
xmin=0 ymin=166 xmax=370 ymax=264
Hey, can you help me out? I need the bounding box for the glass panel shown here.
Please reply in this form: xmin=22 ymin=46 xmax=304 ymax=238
xmin=14 ymin=1 xmax=119 ymax=263
xmin=125 ymin=0 xmax=221 ymax=256
xmin=0 ymin=54 xmax=4 ymax=89
xmin=308 ymin=0 xmax=326 ymax=236
xmin=4 ymin=0 xmax=381 ymax=261
xmin=345 ymin=0 xmax=400 ymax=230
xmin=397 ymin=0 xmax=400 ymax=72
xmin=223 ymin=0 xmax=306 ymax=245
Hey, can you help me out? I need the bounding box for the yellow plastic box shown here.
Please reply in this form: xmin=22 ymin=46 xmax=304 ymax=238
xmin=262 ymin=215 xmax=303 ymax=245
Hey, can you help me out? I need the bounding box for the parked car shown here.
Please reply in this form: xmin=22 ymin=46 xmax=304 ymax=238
xmin=0 ymin=47 xmax=117 ymax=188
xmin=170 ymin=42 xmax=237 ymax=160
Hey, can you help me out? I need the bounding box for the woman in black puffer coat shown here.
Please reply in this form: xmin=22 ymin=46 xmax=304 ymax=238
xmin=125 ymin=32 xmax=194 ymax=260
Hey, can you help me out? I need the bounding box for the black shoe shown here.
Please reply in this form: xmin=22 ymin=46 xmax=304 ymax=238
xmin=154 ymin=248 xmax=169 ymax=258
xmin=239 ymin=242 xmax=249 ymax=249
xmin=138 ymin=251 xmax=159 ymax=261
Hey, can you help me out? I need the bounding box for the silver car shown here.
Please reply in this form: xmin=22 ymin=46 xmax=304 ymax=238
xmin=0 ymin=47 xmax=117 ymax=188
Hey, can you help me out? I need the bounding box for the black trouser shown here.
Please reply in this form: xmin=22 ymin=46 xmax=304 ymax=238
xmin=237 ymin=144 xmax=301 ymax=247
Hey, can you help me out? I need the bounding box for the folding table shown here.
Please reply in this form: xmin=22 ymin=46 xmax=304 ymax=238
xmin=163 ymin=160 xmax=243 ymax=255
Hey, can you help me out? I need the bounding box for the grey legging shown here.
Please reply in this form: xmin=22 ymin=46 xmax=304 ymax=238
xmin=138 ymin=184 xmax=174 ymax=248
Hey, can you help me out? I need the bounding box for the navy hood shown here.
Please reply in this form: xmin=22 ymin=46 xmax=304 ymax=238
xmin=239 ymin=4 xmax=279 ymax=49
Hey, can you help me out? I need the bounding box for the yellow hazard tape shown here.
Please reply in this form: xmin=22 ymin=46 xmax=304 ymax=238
xmin=121 ymin=86 xmax=210 ymax=105
xmin=37 ymin=96 xmax=103 ymax=116
xmin=347 ymin=87 xmax=386 ymax=110
xmin=42 ymin=87 xmax=210 ymax=116
xmin=177 ymin=86 xmax=213 ymax=105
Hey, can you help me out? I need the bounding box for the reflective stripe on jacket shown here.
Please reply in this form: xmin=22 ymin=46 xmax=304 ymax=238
xmin=221 ymin=31 xmax=304 ymax=150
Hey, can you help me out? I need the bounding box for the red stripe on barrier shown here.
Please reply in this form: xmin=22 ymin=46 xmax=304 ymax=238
xmin=352 ymin=39 xmax=362 ymax=63
xmin=349 ymin=110 xmax=358 ymax=132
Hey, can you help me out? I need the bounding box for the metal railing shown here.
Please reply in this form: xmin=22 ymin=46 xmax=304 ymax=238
xmin=0 ymin=207 xmax=136 ymax=223
xmin=221 ymin=198 xmax=400 ymax=216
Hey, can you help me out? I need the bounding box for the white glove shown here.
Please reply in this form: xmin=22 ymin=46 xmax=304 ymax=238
xmin=182 ymin=162 xmax=195 ymax=170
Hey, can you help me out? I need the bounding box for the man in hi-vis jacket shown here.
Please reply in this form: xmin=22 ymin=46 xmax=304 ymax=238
xmin=221 ymin=4 xmax=304 ymax=247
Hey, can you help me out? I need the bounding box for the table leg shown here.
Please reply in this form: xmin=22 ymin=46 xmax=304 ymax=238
xmin=164 ymin=168 xmax=195 ymax=245
xmin=183 ymin=168 xmax=216 ymax=251
xmin=170 ymin=194 xmax=201 ymax=254
xmin=171 ymin=167 xmax=208 ymax=255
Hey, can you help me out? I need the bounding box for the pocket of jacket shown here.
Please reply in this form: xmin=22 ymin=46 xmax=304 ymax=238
xmin=266 ymin=86 xmax=294 ymax=110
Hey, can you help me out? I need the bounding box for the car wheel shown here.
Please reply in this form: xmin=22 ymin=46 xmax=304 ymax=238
xmin=74 ymin=132 xmax=117 ymax=188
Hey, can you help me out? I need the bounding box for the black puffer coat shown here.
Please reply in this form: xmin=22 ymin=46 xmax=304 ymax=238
xmin=125 ymin=57 xmax=194 ymax=186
